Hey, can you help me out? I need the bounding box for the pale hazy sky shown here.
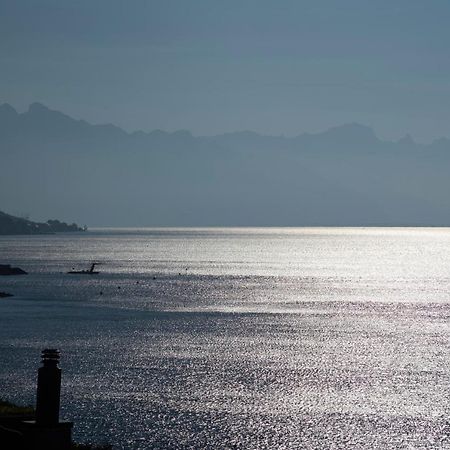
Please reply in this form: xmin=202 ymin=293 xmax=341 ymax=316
xmin=1 ymin=0 xmax=450 ymax=142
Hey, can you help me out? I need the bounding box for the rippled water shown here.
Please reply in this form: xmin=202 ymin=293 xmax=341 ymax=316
xmin=1 ymin=228 xmax=450 ymax=449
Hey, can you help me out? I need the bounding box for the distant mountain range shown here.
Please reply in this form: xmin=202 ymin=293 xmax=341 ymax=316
xmin=1 ymin=102 xmax=450 ymax=226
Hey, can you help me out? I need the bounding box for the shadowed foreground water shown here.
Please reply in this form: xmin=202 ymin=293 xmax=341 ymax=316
xmin=1 ymin=228 xmax=450 ymax=449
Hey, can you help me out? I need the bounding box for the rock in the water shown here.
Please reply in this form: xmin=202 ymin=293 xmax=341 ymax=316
xmin=0 ymin=264 xmax=27 ymax=275
xmin=0 ymin=292 xmax=13 ymax=298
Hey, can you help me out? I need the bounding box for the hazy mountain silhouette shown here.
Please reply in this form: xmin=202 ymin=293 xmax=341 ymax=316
xmin=1 ymin=102 xmax=449 ymax=226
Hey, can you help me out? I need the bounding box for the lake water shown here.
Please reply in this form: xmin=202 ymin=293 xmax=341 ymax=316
xmin=1 ymin=227 xmax=450 ymax=449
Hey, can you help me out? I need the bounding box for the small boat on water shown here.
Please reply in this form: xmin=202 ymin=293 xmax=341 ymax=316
xmin=67 ymin=263 xmax=101 ymax=275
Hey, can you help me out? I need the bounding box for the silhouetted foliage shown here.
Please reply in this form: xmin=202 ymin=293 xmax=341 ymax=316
xmin=0 ymin=399 xmax=34 ymax=416
xmin=0 ymin=210 xmax=85 ymax=235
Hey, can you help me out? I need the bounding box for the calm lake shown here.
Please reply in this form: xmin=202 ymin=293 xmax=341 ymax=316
xmin=1 ymin=228 xmax=450 ymax=449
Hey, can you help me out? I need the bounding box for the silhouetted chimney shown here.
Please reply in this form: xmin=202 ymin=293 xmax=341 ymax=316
xmin=4 ymin=349 xmax=73 ymax=449
xmin=36 ymin=349 xmax=62 ymax=426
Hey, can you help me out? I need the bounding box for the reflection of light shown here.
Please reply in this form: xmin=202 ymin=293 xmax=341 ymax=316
xmin=1 ymin=227 xmax=449 ymax=448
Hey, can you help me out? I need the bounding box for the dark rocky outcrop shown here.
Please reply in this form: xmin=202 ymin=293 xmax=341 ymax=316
xmin=0 ymin=265 xmax=27 ymax=275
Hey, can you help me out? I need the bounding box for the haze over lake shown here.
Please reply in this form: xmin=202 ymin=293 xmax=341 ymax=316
xmin=1 ymin=228 xmax=450 ymax=449
xmin=2 ymin=102 xmax=450 ymax=228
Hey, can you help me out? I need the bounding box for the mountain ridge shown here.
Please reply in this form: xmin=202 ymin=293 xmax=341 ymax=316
xmin=1 ymin=102 xmax=449 ymax=227
xmin=0 ymin=102 xmax=432 ymax=146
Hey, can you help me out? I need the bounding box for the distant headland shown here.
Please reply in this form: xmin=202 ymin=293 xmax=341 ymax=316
xmin=0 ymin=210 xmax=85 ymax=235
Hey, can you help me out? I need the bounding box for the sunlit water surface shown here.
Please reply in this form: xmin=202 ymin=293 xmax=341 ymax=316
xmin=1 ymin=228 xmax=450 ymax=449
